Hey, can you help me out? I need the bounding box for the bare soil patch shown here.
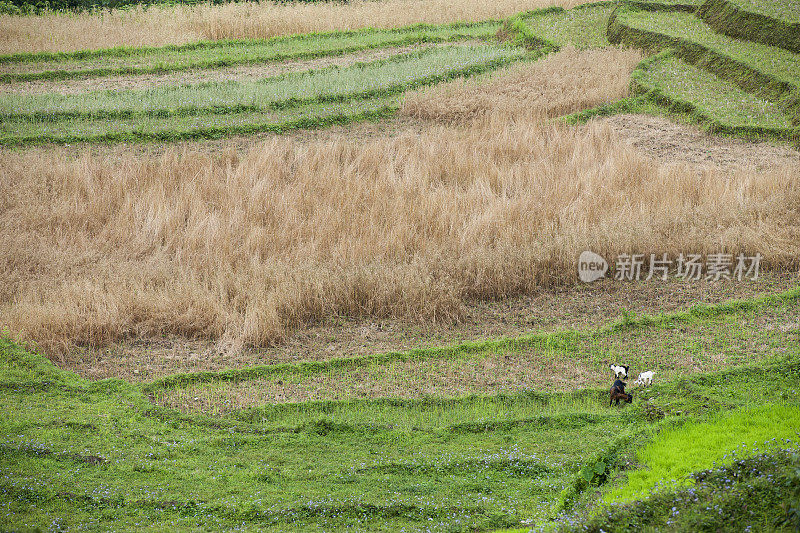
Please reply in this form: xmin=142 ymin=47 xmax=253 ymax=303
xmin=66 ymin=273 xmax=799 ymax=382
xmin=600 ymin=114 xmax=800 ymax=170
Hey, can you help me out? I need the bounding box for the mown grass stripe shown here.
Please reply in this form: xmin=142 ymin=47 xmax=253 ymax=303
xmin=0 ymin=20 xmax=503 ymax=65
xmin=0 ymin=105 xmax=397 ymax=146
xmin=0 ymin=30 xmax=497 ymax=83
xmin=0 ymin=46 xmax=521 ymax=122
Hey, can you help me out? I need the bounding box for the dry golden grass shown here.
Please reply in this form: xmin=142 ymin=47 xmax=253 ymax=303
xmin=0 ymin=0 xmax=591 ymax=54
xmin=1 ymin=48 xmax=799 ymax=359
xmin=401 ymin=47 xmax=643 ymax=122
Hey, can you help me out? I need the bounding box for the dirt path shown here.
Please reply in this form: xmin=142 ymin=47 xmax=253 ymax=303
xmin=2 ymin=43 xmax=443 ymax=96
xmin=600 ymin=114 xmax=800 ymax=170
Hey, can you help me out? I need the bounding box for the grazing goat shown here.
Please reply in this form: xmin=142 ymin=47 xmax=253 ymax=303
xmin=633 ymin=371 xmax=655 ymax=387
xmin=609 ymin=379 xmax=633 ymax=406
xmin=609 ymin=364 xmax=629 ymax=380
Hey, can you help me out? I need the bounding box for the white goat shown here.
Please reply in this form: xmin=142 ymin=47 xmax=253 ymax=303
xmin=633 ymin=371 xmax=655 ymax=387
xmin=609 ymin=364 xmax=629 ymax=380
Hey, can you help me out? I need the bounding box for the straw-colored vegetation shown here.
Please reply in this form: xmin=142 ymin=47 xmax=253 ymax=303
xmin=0 ymin=0 xmax=591 ymax=54
xmin=401 ymin=46 xmax=642 ymax=122
xmin=2 ymin=48 xmax=799 ymax=358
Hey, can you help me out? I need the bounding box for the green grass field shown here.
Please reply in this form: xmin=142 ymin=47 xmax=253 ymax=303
xmin=608 ymin=403 xmax=800 ymax=502
xmin=1 ymin=45 xmax=521 ymax=118
xmin=602 ymin=0 xmax=800 ymax=140
xmin=630 ymin=51 xmax=796 ymax=137
xmin=3 ymin=287 xmax=799 ymax=531
xmin=521 ymin=4 xmax=614 ymax=49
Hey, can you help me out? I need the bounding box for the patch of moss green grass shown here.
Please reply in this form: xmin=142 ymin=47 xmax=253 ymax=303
xmin=521 ymin=4 xmax=614 ymax=49
xmin=537 ymin=447 xmax=799 ymax=532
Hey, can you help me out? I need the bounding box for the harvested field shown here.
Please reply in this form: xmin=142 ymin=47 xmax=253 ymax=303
xmin=74 ymin=273 xmax=799 ymax=382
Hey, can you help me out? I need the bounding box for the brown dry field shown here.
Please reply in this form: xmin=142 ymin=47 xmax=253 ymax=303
xmin=400 ymin=48 xmax=640 ymax=122
xmin=602 ymin=114 xmax=800 ymax=171
xmin=2 ymin=48 xmax=799 ymax=378
xmin=0 ymin=0 xmax=591 ymax=54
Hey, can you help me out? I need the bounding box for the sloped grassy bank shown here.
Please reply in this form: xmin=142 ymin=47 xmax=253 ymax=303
xmin=531 ymin=447 xmax=800 ymax=532
xmin=628 ymin=50 xmax=797 ymax=140
xmin=697 ymin=0 xmax=800 ymax=53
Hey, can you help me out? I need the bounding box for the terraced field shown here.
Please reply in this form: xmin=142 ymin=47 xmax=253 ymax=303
xmin=3 ymin=290 xmax=800 ymax=531
xmin=0 ymin=25 xmax=528 ymax=145
xmin=3 ymin=0 xmax=796 ymax=146
xmin=604 ymin=0 xmax=800 ymax=139
xmin=2 ymin=44 xmax=529 ymax=144
xmin=698 ymin=0 xmax=800 ymax=52
xmin=2 ymin=0 xmax=800 ymax=531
